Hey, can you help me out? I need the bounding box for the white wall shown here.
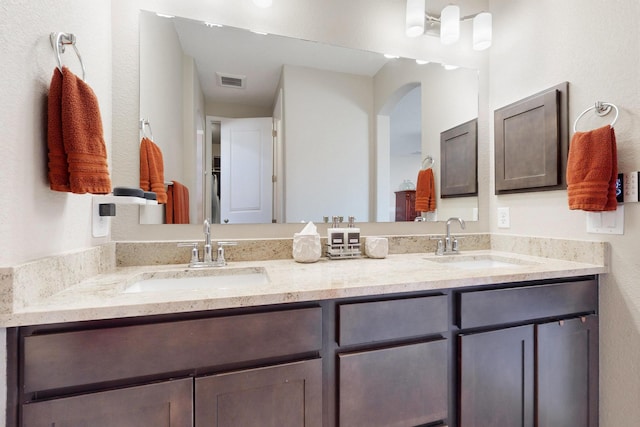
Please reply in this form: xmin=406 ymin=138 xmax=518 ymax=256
xmin=0 ymin=0 xmax=112 ymax=267
xmin=282 ymin=65 xmax=372 ymax=222
xmin=139 ymin=11 xmax=184 ymax=183
xmin=374 ymin=61 xmax=480 ymax=222
xmin=0 ymin=1 xmax=112 ymax=422
xmin=182 ymin=55 xmax=206 ymax=224
xmin=488 ymin=0 xmax=640 ymax=424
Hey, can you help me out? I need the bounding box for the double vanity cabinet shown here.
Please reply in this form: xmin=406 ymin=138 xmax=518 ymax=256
xmin=7 ymin=275 xmax=598 ymax=427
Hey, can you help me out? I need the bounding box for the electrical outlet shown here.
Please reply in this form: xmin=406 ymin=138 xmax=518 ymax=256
xmin=497 ymin=207 xmax=510 ymax=228
xmin=92 ymin=198 xmax=111 ymax=237
xmin=587 ymin=205 xmax=624 ymax=235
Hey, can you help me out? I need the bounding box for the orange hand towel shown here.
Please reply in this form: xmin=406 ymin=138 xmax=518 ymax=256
xmin=140 ymin=138 xmax=167 ymax=203
xmin=60 ymin=67 xmax=112 ymax=194
xmin=567 ymin=124 xmax=618 ymax=211
xmin=140 ymin=137 xmax=168 ymax=204
xmin=47 ymin=68 xmax=70 ymax=192
xmin=166 ymin=181 xmax=190 ymax=224
xmin=415 ymin=169 xmax=437 ymax=212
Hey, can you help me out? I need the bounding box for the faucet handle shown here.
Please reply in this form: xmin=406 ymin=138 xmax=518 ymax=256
xmin=177 ymin=242 xmax=199 ymax=265
xmin=214 ymin=241 xmax=237 ymax=266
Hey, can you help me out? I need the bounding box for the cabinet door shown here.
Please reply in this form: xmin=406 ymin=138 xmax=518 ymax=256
xmin=21 ymin=378 xmax=192 ymax=427
xmin=537 ymin=315 xmax=599 ymax=427
xmin=339 ymin=340 xmax=448 ymax=427
xmin=459 ymin=325 xmax=534 ymax=427
xmin=195 ymin=359 xmax=321 ymax=427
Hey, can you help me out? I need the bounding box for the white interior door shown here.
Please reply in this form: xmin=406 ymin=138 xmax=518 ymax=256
xmin=220 ymin=117 xmax=273 ymax=224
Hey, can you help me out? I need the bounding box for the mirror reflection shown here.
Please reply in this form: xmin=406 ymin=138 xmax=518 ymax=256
xmin=138 ymin=10 xmax=478 ymax=225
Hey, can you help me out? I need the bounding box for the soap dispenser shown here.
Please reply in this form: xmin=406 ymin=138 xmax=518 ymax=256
xmin=327 ymin=216 xmax=345 ymax=253
xmin=346 ymin=216 xmax=360 ymax=252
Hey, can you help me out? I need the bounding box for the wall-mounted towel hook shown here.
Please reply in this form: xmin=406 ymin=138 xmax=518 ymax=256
xmin=50 ymin=32 xmax=86 ymax=81
xmin=422 ymin=155 xmax=434 ymax=169
xmin=594 ymin=101 xmax=612 ymax=116
xmin=139 ymin=118 xmax=154 ymax=141
xmin=573 ymin=101 xmax=619 ymax=133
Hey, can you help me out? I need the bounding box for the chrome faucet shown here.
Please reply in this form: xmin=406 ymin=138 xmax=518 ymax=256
xmin=178 ymin=219 xmax=237 ymax=267
xmin=203 ymin=219 xmax=213 ymax=263
xmin=435 ymin=217 xmax=466 ymax=255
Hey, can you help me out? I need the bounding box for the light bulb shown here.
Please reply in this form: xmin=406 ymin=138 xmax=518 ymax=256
xmin=405 ymin=0 xmax=425 ymax=37
xmin=440 ymin=5 xmax=460 ymax=45
xmin=473 ymin=12 xmax=492 ymax=50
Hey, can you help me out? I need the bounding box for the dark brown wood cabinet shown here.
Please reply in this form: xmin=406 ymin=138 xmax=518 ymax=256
xmin=457 ymin=278 xmax=599 ymax=427
xmin=9 ymin=276 xmax=599 ymax=427
xmin=339 ymin=340 xmax=448 ymax=427
xmin=14 ymin=307 xmax=322 ymax=427
xmin=459 ymin=316 xmax=598 ymax=427
xmin=336 ymin=294 xmax=449 ymax=426
xmin=196 ymin=359 xmax=322 ymax=427
xmin=537 ymin=315 xmax=599 ymax=427
xmin=459 ymin=325 xmax=535 ymax=427
xmin=394 ymin=190 xmax=417 ymax=221
xmin=22 ymin=378 xmax=193 ymax=427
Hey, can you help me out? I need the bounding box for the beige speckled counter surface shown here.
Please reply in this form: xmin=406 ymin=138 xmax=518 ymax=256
xmin=1 ymin=249 xmax=606 ymax=327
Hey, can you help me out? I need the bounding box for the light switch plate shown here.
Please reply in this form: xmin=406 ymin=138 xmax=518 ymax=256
xmin=497 ymin=207 xmax=510 ymax=228
xmin=587 ymin=205 xmax=624 ymax=235
xmin=624 ymin=171 xmax=638 ymax=202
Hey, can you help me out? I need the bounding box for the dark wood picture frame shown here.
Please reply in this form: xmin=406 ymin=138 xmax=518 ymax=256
xmin=494 ymin=82 xmax=569 ymax=194
xmin=440 ymin=118 xmax=478 ymax=198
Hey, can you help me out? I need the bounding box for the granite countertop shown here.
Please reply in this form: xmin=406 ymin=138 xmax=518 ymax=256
xmin=1 ymin=249 xmax=606 ymax=327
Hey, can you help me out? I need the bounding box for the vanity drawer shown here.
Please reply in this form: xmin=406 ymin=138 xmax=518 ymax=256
xmin=23 ymin=307 xmax=322 ymax=394
xmin=457 ymin=278 xmax=597 ymax=329
xmin=338 ymin=295 xmax=448 ymax=346
xmin=338 ymin=339 xmax=448 ymax=426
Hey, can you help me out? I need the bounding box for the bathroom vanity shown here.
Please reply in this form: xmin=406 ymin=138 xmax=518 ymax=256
xmin=4 ymin=249 xmax=602 ymax=427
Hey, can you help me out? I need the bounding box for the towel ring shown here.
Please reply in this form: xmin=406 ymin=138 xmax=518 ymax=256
xmin=573 ymin=101 xmax=619 ymax=132
xmin=140 ymin=119 xmax=154 ymax=141
xmin=50 ymin=32 xmax=86 ymax=81
xmin=422 ymin=155 xmax=434 ymax=169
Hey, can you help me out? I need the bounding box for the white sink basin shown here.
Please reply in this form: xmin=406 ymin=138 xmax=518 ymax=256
xmin=427 ymin=254 xmax=532 ymax=270
xmin=123 ymin=267 xmax=269 ymax=293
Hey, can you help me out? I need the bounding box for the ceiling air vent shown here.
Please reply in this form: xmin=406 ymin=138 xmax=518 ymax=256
xmin=216 ymin=72 xmax=246 ymax=89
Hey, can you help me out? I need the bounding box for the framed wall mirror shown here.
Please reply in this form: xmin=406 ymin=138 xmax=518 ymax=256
xmin=137 ymin=10 xmax=479 ymax=226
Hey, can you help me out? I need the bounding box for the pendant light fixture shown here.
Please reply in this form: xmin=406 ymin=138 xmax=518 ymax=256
xmin=440 ymin=5 xmax=460 ymax=45
xmin=406 ymin=0 xmax=426 ymax=37
xmin=472 ymin=12 xmax=492 ymax=50
xmin=403 ymin=1 xmax=492 ymax=50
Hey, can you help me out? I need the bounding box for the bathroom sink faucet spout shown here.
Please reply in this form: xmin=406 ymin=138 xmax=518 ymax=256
xmin=441 ymin=217 xmax=466 ymax=255
xmin=203 ymin=219 xmax=213 ymax=263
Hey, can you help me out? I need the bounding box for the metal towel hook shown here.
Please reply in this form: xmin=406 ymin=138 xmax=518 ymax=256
xmin=422 ymin=155 xmax=435 ymax=170
xmin=573 ymin=101 xmax=619 ymax=133
xmin=50 ymin=32 xmax=86 ymax=81
xmin=139 ymin=119 xmax=154 ymax=141
xmin=594 ymin=101 xmax=612 ymax=116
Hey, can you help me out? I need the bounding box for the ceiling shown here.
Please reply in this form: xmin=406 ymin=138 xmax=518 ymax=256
xmin=166 ymin=14 xmax=431 ymax=158
xmin=172 ymin=16 xmax=391 ymax=109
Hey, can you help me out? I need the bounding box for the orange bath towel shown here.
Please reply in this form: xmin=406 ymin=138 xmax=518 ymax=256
xmin=140 ymin=137 xmax=168 ymax=204
xmin=415 ymin=168 xmax=437 ymax=212
xmin=47 ymin=68 xmax=69 ymax=192
xmin=567 ymin=124 xmax=618 ymax=211
xmin=47 ymin=67 xmax=112 ymax=194
xmin=166 ymin=181 xmax=190 ymax=224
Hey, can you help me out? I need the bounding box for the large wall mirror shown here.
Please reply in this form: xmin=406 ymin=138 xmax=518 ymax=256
xmin=138 ymin=10 xmax=478 ymax=226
